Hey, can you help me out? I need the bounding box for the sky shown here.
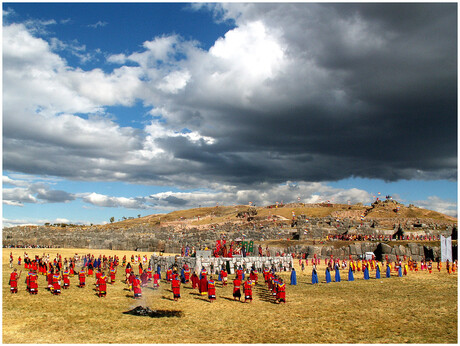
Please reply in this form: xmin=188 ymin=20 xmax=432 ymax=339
xmin=2 ymin=2 xmax=458 ymax=227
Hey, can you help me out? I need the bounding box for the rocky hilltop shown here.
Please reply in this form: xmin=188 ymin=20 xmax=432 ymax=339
xmin=3 ymin=200 xmax=457 ymax=256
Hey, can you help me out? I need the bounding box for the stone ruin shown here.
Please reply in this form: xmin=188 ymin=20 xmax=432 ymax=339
xmin=149 ymin=254 xmax=294 ymax=276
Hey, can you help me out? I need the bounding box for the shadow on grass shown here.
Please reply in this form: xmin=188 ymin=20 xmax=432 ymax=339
xmin=161 ymin=296 xmax=175 ymax=301
xmin=193 ymin=297 xmax=211 ymax=303
xmin=220 ymin=296 xmax=245 ymax=303
xmin=188 ymin=292 xmax=203 ymax=296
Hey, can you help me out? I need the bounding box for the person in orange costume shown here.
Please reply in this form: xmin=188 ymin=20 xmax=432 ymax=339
xmin=427 ymin=261 xmax=432 ymax=274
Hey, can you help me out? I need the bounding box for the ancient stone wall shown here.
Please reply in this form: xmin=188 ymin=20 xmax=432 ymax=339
xmin=282 ymin=242 xmax=441 ymax=262
xmin=149 ymin=255 xmax=294 ymax=275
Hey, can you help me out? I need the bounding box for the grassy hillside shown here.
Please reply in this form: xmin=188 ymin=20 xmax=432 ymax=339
xmin=104 ymin=200 xmax=456 ymax=230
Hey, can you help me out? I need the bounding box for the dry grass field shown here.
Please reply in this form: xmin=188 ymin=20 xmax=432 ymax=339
xmin=2 ymin=248 xmax=458 ymax=344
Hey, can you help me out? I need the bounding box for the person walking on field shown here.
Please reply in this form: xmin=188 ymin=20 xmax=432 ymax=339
xmin=312 ymin=264 xmax=319 ymax=284
xmin=9 ymin=268 xmax=20 ymax=294
xmin=172 ymin=272 xmax=181 ymax=301
xmin=276 ymin=278 xmax=286 ymax=304
xmin=233 ymin=276 xmax=242 ymax=301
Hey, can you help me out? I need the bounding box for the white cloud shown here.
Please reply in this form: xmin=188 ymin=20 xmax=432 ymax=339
xmin=77 ymin=192 xmax=153 ymax=209
xmin=88 ymin=21 xmax=107 ymax=28
xmin=209 ymin=21 xmax=285 ymax=83
xmin=158 ymin=70 xmax=191 ymax=94
xmin=414 ymin=196 xmax=457 ymax=217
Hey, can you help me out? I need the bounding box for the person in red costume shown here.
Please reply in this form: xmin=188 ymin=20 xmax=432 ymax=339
xmin=128 ymin=270 xmax=135 ymax=291
xmin=78 ymin=268 xmax=86 ymax=287
xmin=233 ymin=277 xmax=242 ymax=301
xmin=238 ymin=267 xmax=245 ymax=281
xmin=166 ymin=268 xmax=173 ymax=282
xmin=191 ymin=271 xmax=199 ymax=289
xmin=62 ymin=268 xmax=70 ymax=289
xmin=199 ymin=271 xmax=208 ymax=296
xmin=243 ymin=279 xmax=253 ymax=303
xmin=29 ymin=270 xmax=38 ymax=294
xmin=183 ymin=265 xmax=190 ymax=283
xmin=109 ymin=266 xmax=117 ymax=284
xmin=52 ymin=272 xmax=61 ymax=295
xmin=47 ymin=268 xmax=54 ymax=291
xmin=249 ymin=269 xmax=258 ymax=284
xmin=207 ymin=276 xmax=216 ymax=302
xmin=171 ymin=273 xmax=181 ymax=301
xmin=133 ymin=275 xmax=142 ymax=299
xmin=97 ymin=272 xmax=108 ymax=297
xmin=9 ymin=268 xmax=20 ymax=294
xmin=220 ymin=268 xmax=228 ymax=286
xmin=276 ymin=278 xmax=286 ymax=304
xmin=153 ymin=272 xmax=160 ymax=289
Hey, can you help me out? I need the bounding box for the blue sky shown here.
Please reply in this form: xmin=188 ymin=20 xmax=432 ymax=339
xmin=2 ymin=3 xmax=457 ymax=227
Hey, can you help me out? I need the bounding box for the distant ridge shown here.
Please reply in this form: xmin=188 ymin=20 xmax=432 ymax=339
xmin=99 ymin=199 xmax=456 ymax=230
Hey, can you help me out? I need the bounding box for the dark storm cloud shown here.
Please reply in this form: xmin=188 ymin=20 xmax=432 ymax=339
xmin=169 ymin=2 xmax=457 ymax=184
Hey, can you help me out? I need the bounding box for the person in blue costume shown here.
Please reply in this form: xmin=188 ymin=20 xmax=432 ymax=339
xmin=156 ymin=265 xmax=161 ymax=280
xmin=290 ymin=267 xmax=297 ymax=285
xmin=180 ymin=267 xmax=185 ymax=283
xmin=375 ymin=262 xmax=381 ymax=279
xmin=348 ymin=266 xmax=354 ymax=281
xmin=398 ymin=262 xmax=402 ymax=277
xmin=363 ymin=262 xmax=370 ymax=280
xmin=325 ymin=266 xmax=331 ymax=283
xmin=312 ymin=265 xmax=319 ymax=284
xmin=334 ymin=263 xmax=341 ymax=282
xmin=386 ymin=263 xmax=391 ymax=278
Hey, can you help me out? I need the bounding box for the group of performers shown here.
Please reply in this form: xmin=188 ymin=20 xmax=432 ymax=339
xmin=301 ymin=254 xmax=457 ymax=285
xmin=8 ymin=251 xmax=457 ymax=307
xmin=263 ymin=268 xmax=286 ymax=303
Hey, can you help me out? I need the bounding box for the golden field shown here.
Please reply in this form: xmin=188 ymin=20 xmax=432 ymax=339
xmin=2 ymin=248 xmax=458 ymax=344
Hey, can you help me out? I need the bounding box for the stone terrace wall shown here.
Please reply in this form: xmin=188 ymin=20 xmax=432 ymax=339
xmin=282 ymin=242 xmax=441 ymax=262
xmin=2 ymin=224 xmax=294 ymax=252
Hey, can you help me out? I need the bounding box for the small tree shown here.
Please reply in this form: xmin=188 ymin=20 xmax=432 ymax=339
xmin=110 ymin=217 xmax=115 ymax=223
